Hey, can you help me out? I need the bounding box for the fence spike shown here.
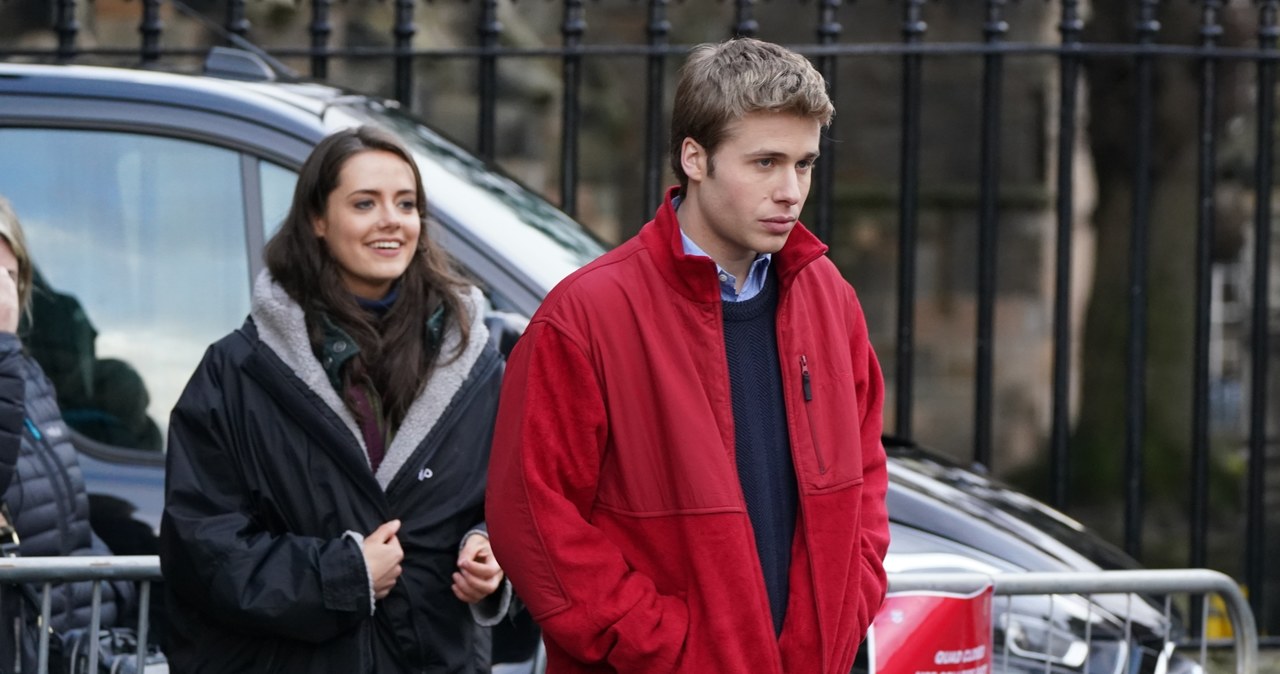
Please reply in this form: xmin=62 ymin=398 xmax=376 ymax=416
xmin=226 ymin=0 xmax=250 ymax=41
xmin=55 ymin=0 xmax=79 ymax=62
xmin=733 ymin=0 xmax=758 ymax=38
xmin=140 ymin=0 xmax=163 ymax=63
xmin=310 ymin=0 xmax=333 ymax=79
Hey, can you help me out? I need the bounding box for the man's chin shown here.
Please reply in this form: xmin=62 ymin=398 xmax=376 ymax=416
xmin=756 ymin=232 xmax=792 ymax=254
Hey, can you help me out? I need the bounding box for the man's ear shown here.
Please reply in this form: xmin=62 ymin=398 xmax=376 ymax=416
xmin=681 ymin=138 xmax=708 ymax=184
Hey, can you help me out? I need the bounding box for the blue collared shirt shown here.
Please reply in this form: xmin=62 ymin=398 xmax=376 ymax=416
xmin=674 ymin=197 xmax=773 ymax=302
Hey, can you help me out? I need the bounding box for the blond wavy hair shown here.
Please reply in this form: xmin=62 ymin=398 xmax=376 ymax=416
xmin=669 ymin=37 xmax=834 ymax=193
xmin=0 ymin=196 xmax=34 ymax=312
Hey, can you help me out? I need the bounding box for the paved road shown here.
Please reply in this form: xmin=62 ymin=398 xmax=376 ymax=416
xmin=1258 ymin=647 xmax=1279 ymax=673
xmin=1197 ymin=645 xmax=1279 ymax=673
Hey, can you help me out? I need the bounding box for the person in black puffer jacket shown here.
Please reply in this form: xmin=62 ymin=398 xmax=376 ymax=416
xmin=0 ymin=196 xmax=135 ymax=674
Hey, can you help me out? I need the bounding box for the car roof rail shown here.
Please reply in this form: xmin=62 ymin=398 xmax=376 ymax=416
xmin=202 ymin=46 xmax=276 ymax=82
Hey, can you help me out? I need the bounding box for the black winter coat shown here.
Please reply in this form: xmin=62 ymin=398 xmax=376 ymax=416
xmin=0 ymin=332 xmax=133 ymax=673
xmin=159 ymin=276 xmax=505 ymax=674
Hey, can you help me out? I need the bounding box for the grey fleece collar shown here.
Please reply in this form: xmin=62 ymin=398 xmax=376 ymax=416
xmin=249 ymin=270 xmax=490 ymax=490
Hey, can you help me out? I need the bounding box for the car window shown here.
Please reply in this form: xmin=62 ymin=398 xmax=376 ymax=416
xmin=0 ymin=128 xmax=252 ymax=452
xmin=260 ymin=159 xmax=296 ymax=239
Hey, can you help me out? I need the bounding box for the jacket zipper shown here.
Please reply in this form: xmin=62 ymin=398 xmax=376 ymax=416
xmin=800 ymin=355 xmax=827 ymax=474
xmin=24 ymin=418 xmax=74 ymax=548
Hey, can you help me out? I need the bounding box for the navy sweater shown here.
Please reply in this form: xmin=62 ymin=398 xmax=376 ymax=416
xmin=722 ymin=273 xmax=797 ymax=636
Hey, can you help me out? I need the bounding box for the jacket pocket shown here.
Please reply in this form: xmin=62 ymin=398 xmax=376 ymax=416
xmin=797 ymin=354 xmax=865 ymax=492
xmin=799 ymin=355 xmax=827 ymax=475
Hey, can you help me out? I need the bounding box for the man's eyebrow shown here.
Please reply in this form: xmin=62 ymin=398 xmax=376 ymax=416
xmin=745 ymin=150 xmax=821 ymax=160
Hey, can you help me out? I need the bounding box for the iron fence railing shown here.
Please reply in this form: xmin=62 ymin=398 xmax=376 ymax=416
xmin=890 ymin=568 xmax=1259 ymax=674
xmin=0 ymin=556 xmax=161 ymax=674
xmin=0 ymin=0 xmax=1275 ymax=634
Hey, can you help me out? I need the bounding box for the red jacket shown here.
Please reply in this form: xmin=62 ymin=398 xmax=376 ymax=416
xmin=487 ymin=190 xmax=890 ymax=674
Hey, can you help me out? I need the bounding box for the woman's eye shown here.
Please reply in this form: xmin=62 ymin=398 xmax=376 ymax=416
xmin=399 ymin=200 xmax=417 ymax=211
xmin=354 ymin=200 xmax=374 ymax=210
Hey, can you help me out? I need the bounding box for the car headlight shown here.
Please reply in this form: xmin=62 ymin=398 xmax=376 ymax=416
xmin=998 ymin=613 xmax=1091 ymax=669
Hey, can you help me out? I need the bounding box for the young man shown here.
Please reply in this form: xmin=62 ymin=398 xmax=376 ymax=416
xmin=486 ymin=38 xmax=889 ymax=674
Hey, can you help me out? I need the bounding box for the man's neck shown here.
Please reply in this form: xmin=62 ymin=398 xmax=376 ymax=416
xmin=675 ymin=202 xmax=755 ymax=288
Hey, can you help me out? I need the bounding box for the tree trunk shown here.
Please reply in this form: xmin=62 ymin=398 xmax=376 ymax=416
xmin=1073 ymin=3 xmax=1247 ymax=564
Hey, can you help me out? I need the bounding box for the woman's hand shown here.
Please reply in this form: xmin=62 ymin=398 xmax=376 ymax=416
xmin=452 ymin=533 xmax=504 ymax=604
xmin=0 ymin=269 xmax=19 ymax=334
xmin=363 ymin=519 xmax=404 ymax=600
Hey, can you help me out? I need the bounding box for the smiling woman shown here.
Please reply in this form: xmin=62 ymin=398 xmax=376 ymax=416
xmin=158 ymin=126 xmax=512 ymax=673
xmin=311 ymin=150 xmax=422 ymax=301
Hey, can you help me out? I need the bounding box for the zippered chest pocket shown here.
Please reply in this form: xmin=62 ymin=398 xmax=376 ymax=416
xmin=796 ymin=354 xmax=864 ymax=492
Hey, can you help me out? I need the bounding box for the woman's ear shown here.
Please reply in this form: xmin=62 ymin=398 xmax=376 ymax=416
xmin=311 ymin=216 xmax=327 ymax=239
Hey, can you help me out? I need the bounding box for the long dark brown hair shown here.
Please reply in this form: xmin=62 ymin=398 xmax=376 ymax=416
xmin=264 ymin=125 xmax=472 ymax=430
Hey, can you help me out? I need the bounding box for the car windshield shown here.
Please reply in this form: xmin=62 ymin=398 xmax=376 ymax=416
xmin=321 ymin=100 xmax=607 ymax=294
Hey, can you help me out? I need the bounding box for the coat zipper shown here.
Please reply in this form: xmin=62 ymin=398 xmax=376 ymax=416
xmin=799 ymin=355 xmax=827 ymax=475
xmin=24 ymin=418 xmax=74 ymax=548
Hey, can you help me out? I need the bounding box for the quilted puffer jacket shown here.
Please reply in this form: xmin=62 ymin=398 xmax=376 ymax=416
xmin=0 ymin=331 xmax=134 ymax=673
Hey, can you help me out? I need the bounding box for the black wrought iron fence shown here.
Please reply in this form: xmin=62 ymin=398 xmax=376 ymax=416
xmin=2 ymin=0 xmax=1276 ymax=639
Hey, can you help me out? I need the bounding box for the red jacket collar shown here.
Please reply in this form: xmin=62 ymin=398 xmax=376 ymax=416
xmin=638 ymin=186 xmax=829 ymax=303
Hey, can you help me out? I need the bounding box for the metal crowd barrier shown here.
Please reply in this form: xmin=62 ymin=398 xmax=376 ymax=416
xmin=0 ymin=556 xmax=161 ymax=674
xmin=0 ymin=559 xmax=1262 ymax=674
xmin=890 ymin=568 xmax=1259 ymax=674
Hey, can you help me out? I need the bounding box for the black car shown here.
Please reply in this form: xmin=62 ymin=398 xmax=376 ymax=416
xmin=0 ymin=51 xmax=1196 ymax=674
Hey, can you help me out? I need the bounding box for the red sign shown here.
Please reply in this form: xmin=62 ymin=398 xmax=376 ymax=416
xmin=868 ymin=586 xmax=994 ymax=674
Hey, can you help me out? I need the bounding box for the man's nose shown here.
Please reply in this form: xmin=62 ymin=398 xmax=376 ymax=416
xmin=774 ymin=169 xmax=802 ymax=205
